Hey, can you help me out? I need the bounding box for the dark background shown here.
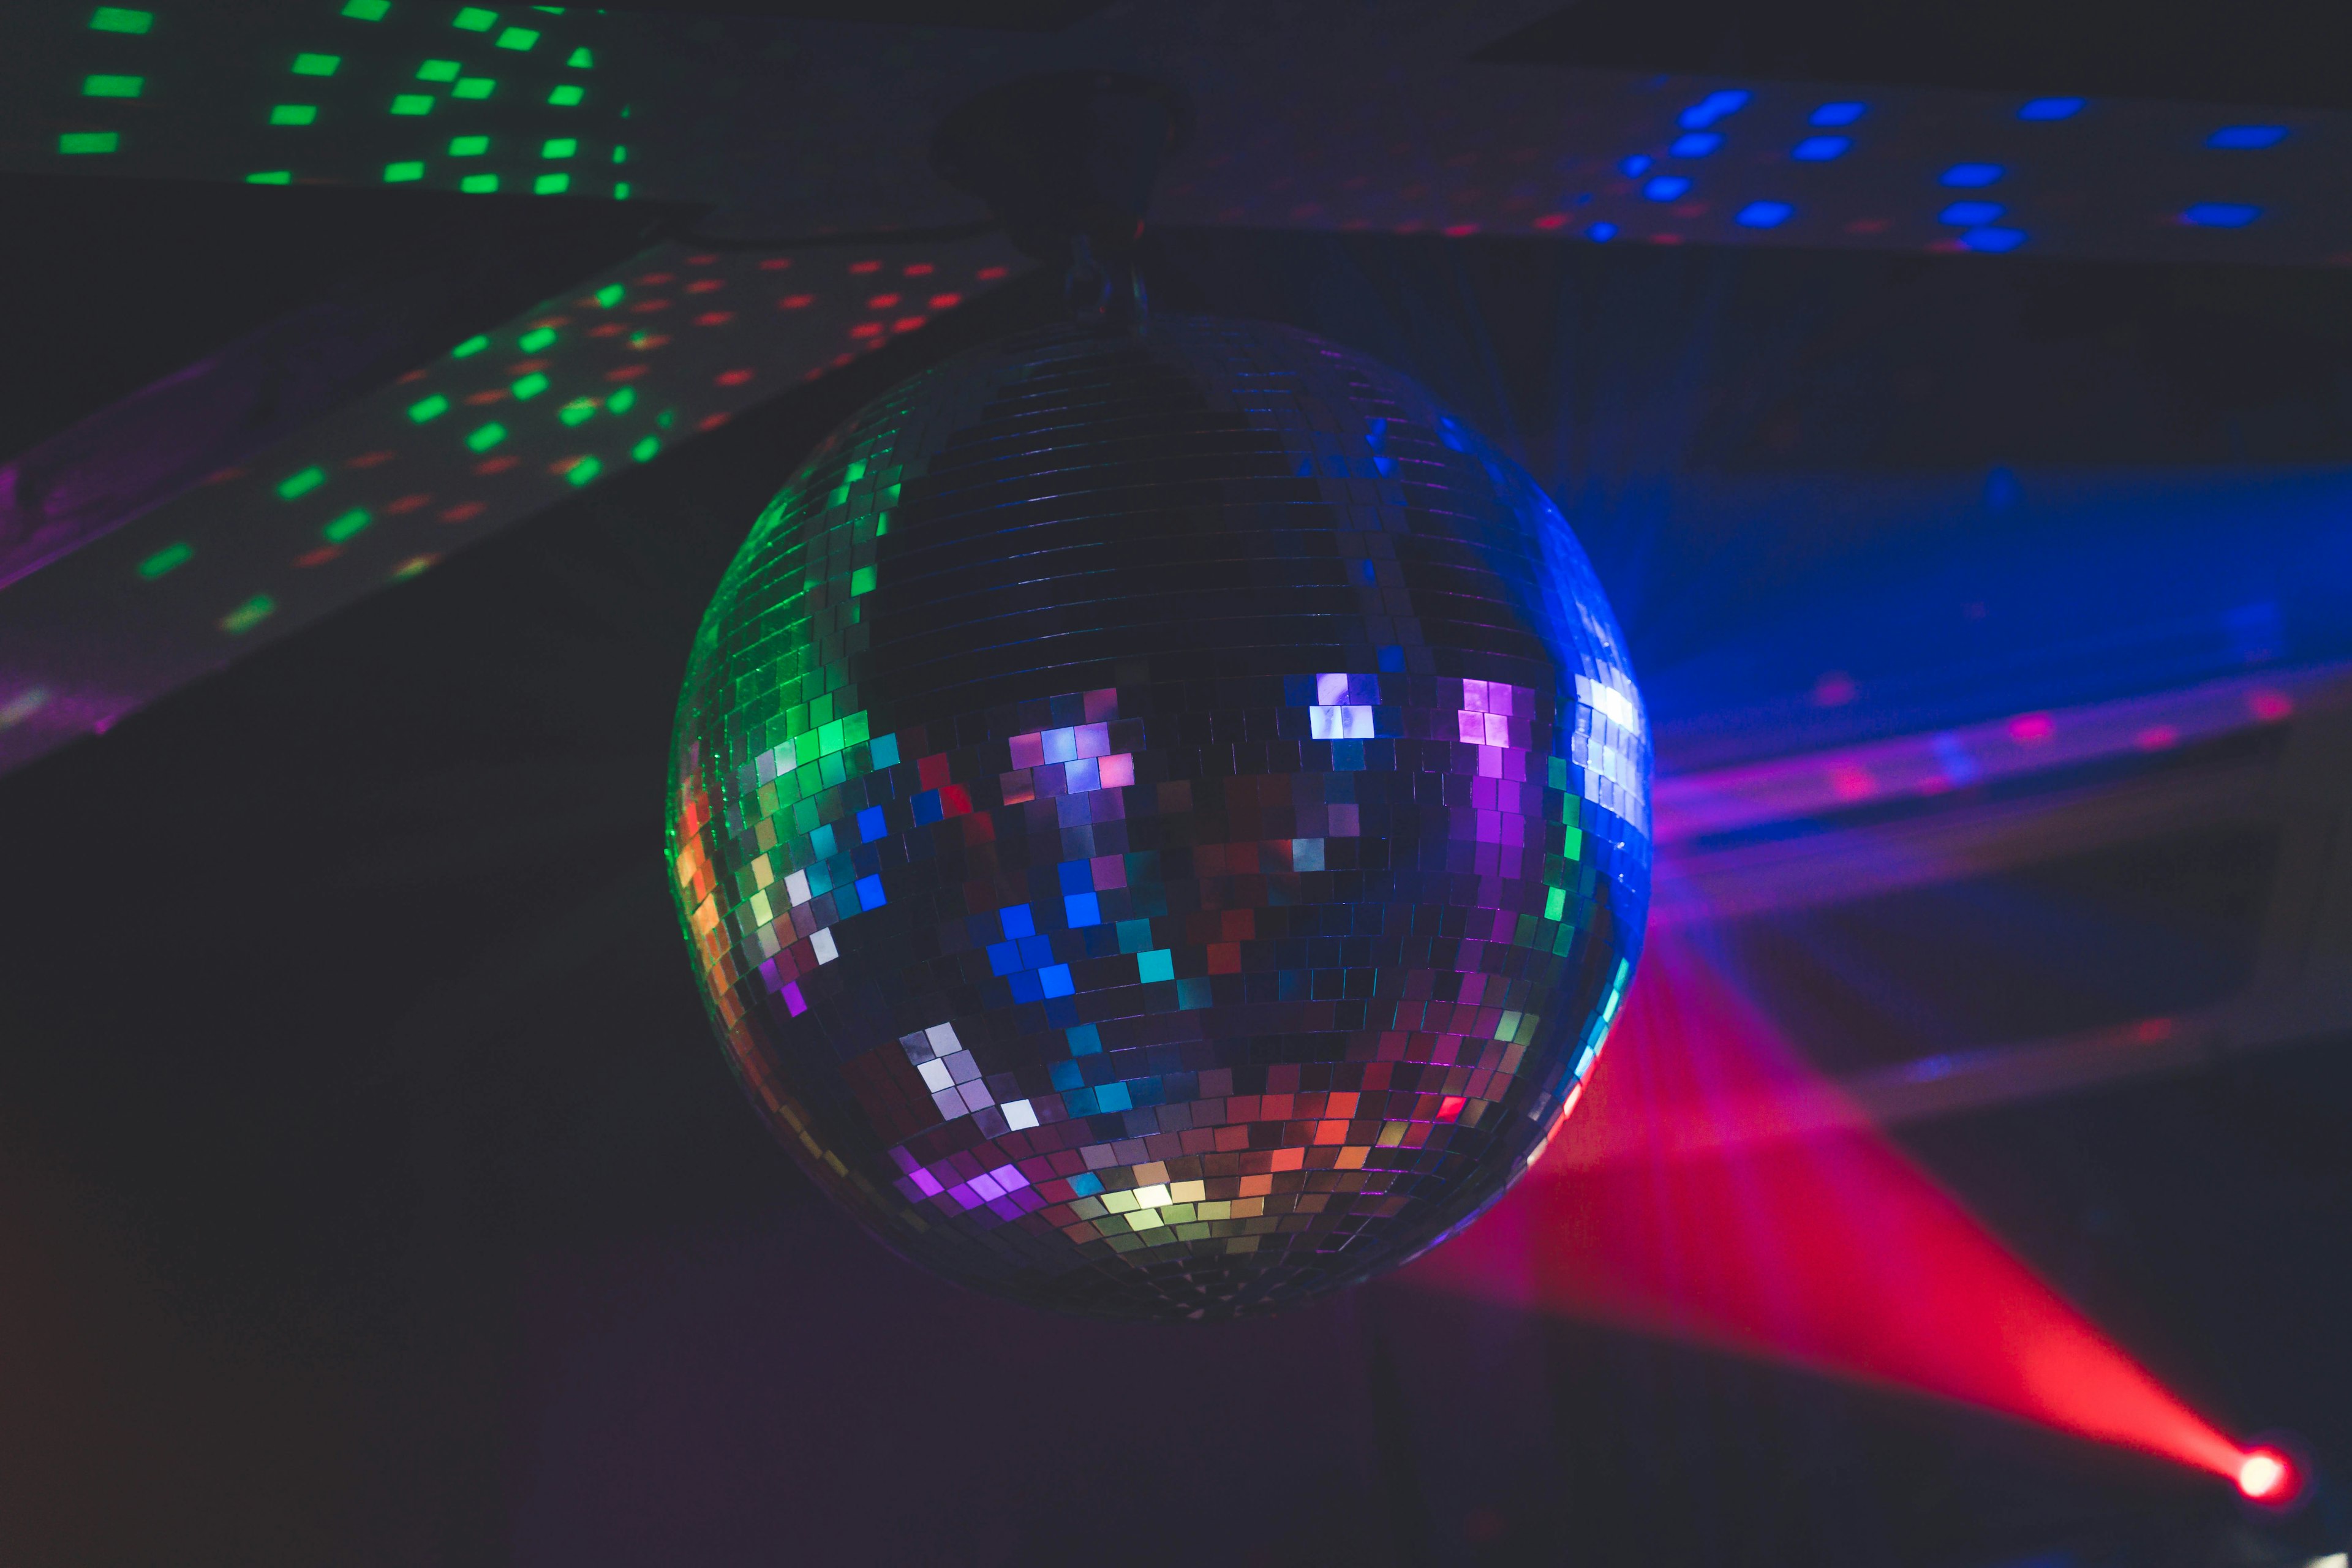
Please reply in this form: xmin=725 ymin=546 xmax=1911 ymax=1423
xmin=7 ymin=10 xmax=2352 ymax=1563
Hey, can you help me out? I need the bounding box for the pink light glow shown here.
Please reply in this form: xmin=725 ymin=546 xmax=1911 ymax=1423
xmin=1405 ymin=935 xmax=2252 ymax=1483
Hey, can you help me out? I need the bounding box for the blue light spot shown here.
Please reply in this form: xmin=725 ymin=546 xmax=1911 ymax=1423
xmin=1095 ymin=1081 xmax=1132 ymax=1113
xmin=1735 ymin=200 xmax=1793 ymax=228
xmin=1006 ymin=969 xmax=1044 ymax=1003
xmin=1049 ymin=1058 xmax=1085 ymax=1089
xmin=2207 ymin=124 xmax=2287 ymax=149
xmin=854 ymin=873 xmax=886 ymax=907
xmin=1066 ymin=1023 xmax=1101 ymax=1056
xmin=1377 ymin=644 xmax=1404 ymax=673
xmin=1643 ymin=175 xmax=1691 ymax=201
xmin=910 ymin=790 xmax=943 ymax=826
xmin=1961 ymin=226 xmax=2026 ymax=252
xmin=986 ymin=940 xmax=1021 ymax=977
xmin=1809 ymin=101 xmax=1866 ymax=126
xmin=2018 ymin=97 xmax=2084 ymax=121
xmin=1038 ymin=963 xmax=1074 ymax=998
xmin=1016 ymin=933 xmax=1054 ymax=968
xmin=1940 ymin=163 xmax=2003 ymax=187
xmin=1587 ymin=222 xmax=1617 ymax=241
xmin=1619 ymin=153 xmax=1652 ymax=176
xmin=808 ymin=823 xmax=836 ymax=858
xmin=1056 ymin=859 xmax=1093 ymax=894
xmin=1792 ymin=135 xmax=1850 ymax=161
xmin=1067 ymin=1169 xmax=1102 ymax=1195
xmin=1670 ymin=131 xmax=1722 ymax=157
xmin=1939 ymin=200 xmax=2005 ymax=225
xmin=856 ymin=805 xmax=886 ymax=841
xmin=1065 ymin=892 xmax=1101 ymax=927
xmin=1678 ymin=88 xmax=1751 ymax=129
xmin=999 ymin=903 xmax=1035 ymax=939
xmin=2182 ymin=202 xmax=2261 ymax=227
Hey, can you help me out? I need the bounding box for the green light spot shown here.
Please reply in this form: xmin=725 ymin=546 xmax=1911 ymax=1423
xmin=407 ymin=393 xmax=449 ymax=423
xmin=548 ymin=83 xmax=584 ymax=106
xmin=270 ymin=104 xmax=317 ymax=125
xmin=607 ymin=385 xmax=635 ymax=413
xmin=496 ymin=25 xmax=538 ymax=49
xmin=518 ymin=326 xmax=556 ymax=351
xmin=451 ymin=77 xmax=493 ymax=99
xmin=850 ymin=566 xmax=876 ymax=596
xmin=277 ymin=467 xmax=325 ymax=499
xmin=612 ymin=145 xmax=628 ymax=164
xmin=341 ymin=0 xmax=391 ymax=18
xmin=83 ymin=74 xmax=142 ymax=97
xmin=417 ymin=58 xmax=459 ymax=81
xmin=291 ymin=53 xmax=341 ymax=75
xmin=845 ymin=460 xmax=866 ymax=481
xmin=384 ymin=160 xmax=424 ymax=183
xmin=453 ymin=6 xmax=496 ymax=29
xmin=137 ymin=542 xmax=192 ymax=580
xmin=559 ymin=398 xmax=596 ymax=426
xmin=449 ymin=134 xmax=488 ymax=155
xmin=89 ymin=7 xmax=153 ymax=34
xmin=594 ymin=282 xmax=623 ymax=308
xmin=460 ymin=172 xmax=497 ymax=193
xmin=467 ymin=423 xmax=506 ymax=452
xmin=541 ymin=137 xmax=576 ymax=159
xmin=221 ymin=595 xmax=277 ymax=635
xmin=567 ymin=455 xmax=601 ymax=486
xmin=631 ymin=435 xmax=659 ymax=462
xmin=59 ymin=132 xmax=119 ymax=154
xmin=511 ymin=372 xmax=549 ymax=400
xmin=391 ymin=93 xmax=433 ymax=115
xmin=566 ymin=45 xmax=593 ymax=67
xmin=1544 ymin=885 xmax=1567 ymax=922
xmin=611 ymin=182 xmax=629 ymax=200
xmin=246 ymin=170 xmax=292 ymax=184
xmin=451 ymin=334 xmax=488 ymax=358
xmin=322 ymin=508 xmax=372 ymax=543
xmin=875 ymin=513 xmax=889 ymax=535
xmin=533 ymin=172 xmax=569 ymax=195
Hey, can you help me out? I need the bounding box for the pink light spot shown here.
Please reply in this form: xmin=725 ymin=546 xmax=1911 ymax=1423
xmin=1533 ymin=213 xmax=1569 ymax=230
xmin=2008 ymin=712 xmax=2056 ymax=744
xmin=1812 ymin=671 xmax=1857 ymax=707
xmin=2130 ymin=1017 xmax=2175 ymax=1044
xmin=2135 ymin=725 xmax=2180 ymax=751
xmin=715 ymin=368 xmax=755 ymax=386
xmin=2249 ymin=689 xmax=2294 ymax=722
xmin=699 ymin=412 xmax=731 ymax=431
xmin=1828 ymin=764 xmax=1876 ymax=802
xmin=1444 ymin=222 xmax=1480 ymax=236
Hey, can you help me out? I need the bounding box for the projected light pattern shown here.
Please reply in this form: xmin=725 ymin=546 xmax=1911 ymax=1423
xmin=16 ymin=0 xmax=624 ymax=195
xmin=1407 ymin=934 xmax=2257 ymax=1487
xmin=669 ymin=316 xmax=1649 ymax=1320
xmin=0 ymin=235 xmax=1025 ymax=774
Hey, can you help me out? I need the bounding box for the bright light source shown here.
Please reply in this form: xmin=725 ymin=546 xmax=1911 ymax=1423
xmin=2302 ymin=1554 xmax=2346 ymax=1568
xmin=2237 ymin=1447 xmax=2296 ymax=1503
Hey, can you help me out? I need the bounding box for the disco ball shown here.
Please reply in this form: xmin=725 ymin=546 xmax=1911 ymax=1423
xmin=668 ymin=314 xmax=1649 ymax=1320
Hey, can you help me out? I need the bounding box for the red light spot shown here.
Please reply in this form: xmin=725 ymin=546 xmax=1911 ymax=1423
xmin=758 ymin=257 xmax=793 ymax=270
xmin=396 ymin=368 xmax=428 ymax=384
xmin=867 ymin=293 xmax=902 ymax=309
xmin=2136 ymin=724 xmax=2180 ymax=751
xmin=295 ymin=545 xmax=341 ymax=568
xmin=631 ymin=299 xmax=671 ymax=312
xmin=464 ymin=389 xmax=508 ymax=405
xmin=347 ymin=450 xmax=395 ymax=469
xmin=550 ymin=456 xmax=587 ymax=475
xmin=1438 ymin=1096 xmax=1468 ymax=1122
xmin=2237 ymin=1448 xmax=2296 ymax=1503
xmin=1846 ymin=217 xmax=1892 ymax=234
xmin=848 ymin=322 xmax=883 ymax=338
xmin=1812 ymin=671 xmax=1857 ymax=707
xmin=2130 ymin=1017 xmax=2175 ymax=1044
xmin=530 ymin=315 xmax=570 ymax=330
xmin=803 ymin=366 xmax=826 ymax=382
xmin=589 ymin=322 xmax=626 ymax=337
xmin=694 ymin=310 xmax=736 ymax=326
xmin=2250 ymin=689 xmax=2294 ymax=722
xmin=2008 ymin=712 xmax=2055 ymax=744
xmin=685 ymin=279 xmax=725 ymax=293
xmin=635 ymin=273 xmax=675 ymax=285
xmin=631 ymin=333 xmax=671 ymax=351
xmin=685 ymin=253 xmax=717 ymax=266
xmin=385 ymin=493 xmax=433 ymax=515
xmin=698 ymin=412 xmax=731 ymax=431
xmin=441 ymin=501 xmax=486 ymax=523
xmin=475 ymin=456 xmax=518 ymax=475
xmin=1444 ymin=222 xmax=1480 ymax=236
xmin=928 ymin=292 xmax=963 ymax=309
xmin=977 ymin=265 xmax=1009 ymax=280
xmin=509 ymin=358 xmax=551 ymax=374
xmin=780 ymin=294 xmax=815 ymax=309
xmin=715 ymin=368 xmax=756 ymax=386
xmin=892 ymin=315 xmax=927 ymax=332
xmin=903 ymin=262 xmax=933 ymax=276
xmin=848 ymin=259 xmax=881 ymax=274
xmin=202 ymin=467 xmax=246 ymax=485
xmin=1533 ymin=213 xmax=1568 ymax=230
xmin=605 ymin=364 xmax=650 ymax=382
